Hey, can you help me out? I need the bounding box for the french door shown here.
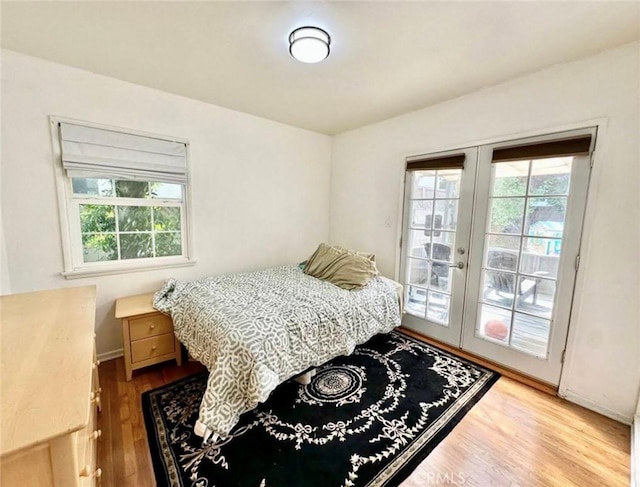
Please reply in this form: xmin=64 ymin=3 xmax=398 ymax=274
xmin=400 ymin=147 xmax=477 ymax=346
xmin=400 ymin=128 xmax=595 ymax=385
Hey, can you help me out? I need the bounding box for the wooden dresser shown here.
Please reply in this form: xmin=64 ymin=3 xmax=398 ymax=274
xmin=115 ymin=292 xmax=182 ymax=381
xmin=0 ymin=286 xmax=101 ymax=487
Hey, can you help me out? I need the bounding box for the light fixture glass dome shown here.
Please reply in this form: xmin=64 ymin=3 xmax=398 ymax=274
xmin=289 ymin=26 xmax=331 ymax=64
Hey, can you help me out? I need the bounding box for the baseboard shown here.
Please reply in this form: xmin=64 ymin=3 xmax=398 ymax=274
xmin=398 ymin=327 xmax=557 ymax=395
xmin=632 ymin=416 xmax=639 ymax=487
xmin=560 ymin=389 xmax=633 ymax=425
xmin=98 ymin=348 xmax=124 ymax=362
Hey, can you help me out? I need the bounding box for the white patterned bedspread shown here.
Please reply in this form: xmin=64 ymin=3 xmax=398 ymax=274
xmin=153 ymin=264 xmax=402 ymax=438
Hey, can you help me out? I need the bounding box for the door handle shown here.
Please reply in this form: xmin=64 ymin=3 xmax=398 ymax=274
xmin=449 ymin=261 xmax=464 ymax=269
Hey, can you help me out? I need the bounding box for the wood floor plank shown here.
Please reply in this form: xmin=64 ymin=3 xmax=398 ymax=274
xmin=96 ymin=357 xmax=630 ymax=486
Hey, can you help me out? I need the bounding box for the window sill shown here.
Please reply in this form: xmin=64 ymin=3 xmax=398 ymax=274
xmin=61 ymin=258 xmax=197 ymax=279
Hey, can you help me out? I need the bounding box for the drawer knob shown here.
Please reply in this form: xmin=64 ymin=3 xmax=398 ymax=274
xmin=91 ymin=429 xmax=102 ymax=440
xmin=150 ymin=324 xmax=156 ymax=329
xmin=80 ymin=466 xmax=102 ymax=478
xmin=151 ymin=346 xmax=157 ymax=351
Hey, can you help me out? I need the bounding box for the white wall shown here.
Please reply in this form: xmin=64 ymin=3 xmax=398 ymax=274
xmin=0 ymin=212 xmax=10 ymax=295
xmin=635 ymin=390 xmax=640 ymax=487
xmin=329 ymin=42 xmax=640 ymax=422
xmin=1 ymin=50 xmax=332 ymax=357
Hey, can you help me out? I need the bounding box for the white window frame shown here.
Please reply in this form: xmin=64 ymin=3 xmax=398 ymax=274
xmin=50 ymin=116 xmax=196 ymax=279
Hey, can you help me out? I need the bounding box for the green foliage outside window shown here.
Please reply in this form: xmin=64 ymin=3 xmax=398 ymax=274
xmin=490 ymin=172 xmax=569 ymax=237
xmin=78 ymin=179 xmax=182 ymax=263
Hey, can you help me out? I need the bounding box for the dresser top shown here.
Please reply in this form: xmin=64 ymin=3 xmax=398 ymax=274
xmin=0 ymin=285 xmax=96 ymax=457
xmin=115 ymin=292 xmax=157 ymax=319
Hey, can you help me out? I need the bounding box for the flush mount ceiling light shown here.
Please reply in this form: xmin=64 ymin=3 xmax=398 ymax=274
xmin=289 ymin=26 xmax=331 ymax=64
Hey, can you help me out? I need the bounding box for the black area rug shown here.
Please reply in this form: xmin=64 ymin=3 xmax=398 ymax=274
xmin=142 ymin=331 xmax=499 ymax=487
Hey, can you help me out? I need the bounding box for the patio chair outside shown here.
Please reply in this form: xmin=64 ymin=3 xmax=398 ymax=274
xmin=485 ymin=249 xmax=540 ymax=306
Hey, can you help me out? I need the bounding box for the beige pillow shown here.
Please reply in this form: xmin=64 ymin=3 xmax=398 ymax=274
xmin=304 ymin=243 xmax=379 ymax=290
xmin=325 ymin=244 xmax=376 ymax=262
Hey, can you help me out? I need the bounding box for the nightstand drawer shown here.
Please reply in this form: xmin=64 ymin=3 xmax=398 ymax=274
xmin=117 ymin=293 xmax=182 ymax=381
xmin=131 ymin=334 xmax=175 ymax=363
xmin=129 ymin=314 xmax=173 ymax=341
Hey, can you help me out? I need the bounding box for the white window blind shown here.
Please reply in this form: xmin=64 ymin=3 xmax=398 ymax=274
xmin=60 ymin=123 xmax=187 ymax=184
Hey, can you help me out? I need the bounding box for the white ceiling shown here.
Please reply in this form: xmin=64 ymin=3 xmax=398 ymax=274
xmin=2 ymin=1 xmax=639 ymax=135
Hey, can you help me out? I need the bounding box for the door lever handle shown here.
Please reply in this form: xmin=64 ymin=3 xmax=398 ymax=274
xmin=449 ymin=261 xmax=464 ymax=269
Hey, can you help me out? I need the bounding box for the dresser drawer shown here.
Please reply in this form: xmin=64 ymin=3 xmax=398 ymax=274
xmin=131 ymin=333 xmax=175 ymax=363
xmin=129 ymin=313 xmax=173 ymax=341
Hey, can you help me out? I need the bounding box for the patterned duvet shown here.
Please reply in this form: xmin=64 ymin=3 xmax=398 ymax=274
xmin=153 ymin=265 xmax=402 ymax=438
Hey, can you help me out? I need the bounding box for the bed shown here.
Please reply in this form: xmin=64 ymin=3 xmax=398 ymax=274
xmin=153 ymin=264 xmax=402 ymax=441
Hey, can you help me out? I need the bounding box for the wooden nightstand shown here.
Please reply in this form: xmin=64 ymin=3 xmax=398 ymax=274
xmin=115 ymin=292 xmax=182 ymax=381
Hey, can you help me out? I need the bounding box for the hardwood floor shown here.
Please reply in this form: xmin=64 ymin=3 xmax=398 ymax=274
xmin=97 ymin=357 xmax=630 ymax=487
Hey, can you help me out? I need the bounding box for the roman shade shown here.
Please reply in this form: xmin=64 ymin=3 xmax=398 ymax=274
xmin=492 ymin=135 xmax=592 ymax=163
xmin=59 ymin=122 xmax=188 ymax=184
xmin=406 ymin=153 xmax=465 ymax=171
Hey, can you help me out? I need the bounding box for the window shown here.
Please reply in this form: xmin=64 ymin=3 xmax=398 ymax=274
xmin=52 ymin=118 xmax=194 ymax=278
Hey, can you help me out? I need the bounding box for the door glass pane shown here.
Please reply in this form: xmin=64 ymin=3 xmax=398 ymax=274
xmin=489 ymin=197 xmax=525 ymax=234
xmin=406 ymin=258 xmax=430 ymax=288
xmin=485 ymin=235 xmax=520 ymax=268
xmin=486 ymin=247 xmax=519 ymax=272
xmin=482 ymin=270 xmax=516 ymax=308
xmin=430 ymin=265 xmax=452 ymax=293
xmin=430 ymin=231 xmax=455 ymax=261
xmin=434 ymin=199 xmax=458 ymax=230
xmin=406 ymin=286 xmax=427 ymax=317
xmin=477 ymin=304 xmax=511 ymax=344
xmin=411 ymin=172 xmax=435 ymax=199
xmin=529 ymin=158 xmax=572 ymax=196
xmin=520 ymin=237 xmax=560 ymax=278
xmin=427 ymin=291 xmax=450 ymax=325
xmin=408 ymin=230 xmax=431 ymax=258
xmin=409 ymin=200 xmax=433 ymax=228
xmin=511 ymin=313 xmax=550 ymax=357
xmin=492 ymin=160 xmax=528 ymax=196
xmin=524 ymin=197 xmax=567 ymax=235
xmin=515 ymin=277 xmax=555 ymax=319
xmin=435 ymin=170 xmax=461 ymax=198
